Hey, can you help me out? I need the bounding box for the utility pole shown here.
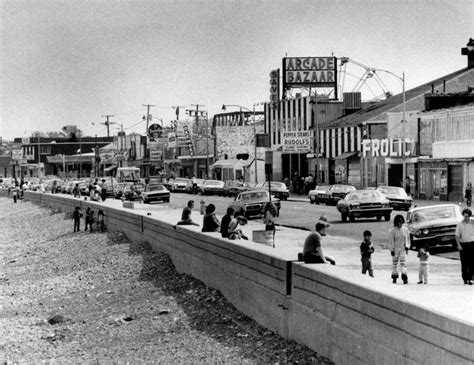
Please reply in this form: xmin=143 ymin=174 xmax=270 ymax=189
xmin=101 ymin=115 xmax=114 ymax=137
xmin=187 ymin=104 xmax=206 ymax=132
xmin=142 ymin=104 xmax=155 ymax=134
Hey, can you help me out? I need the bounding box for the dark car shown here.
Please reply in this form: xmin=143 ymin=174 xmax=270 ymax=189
xmin=123 ymin=182 xmax=146 ymax=201
xmin=228 ymin=190 xmax=281 ymax=219
xmin=377 ymin=186 xmax=413 ymax=211
xmin=326 ymin=184 xmax=356 ymax=205
xmin=406 ymin=204 xmax=464 ymax=250
xmin=222 ymin=180 xmax=249 ymax=197
xmin=336 ymin=189 xmax=392 ymax=222
xmin=255 ymin=181 xmax=290 ymax=200
xmin=201 ymin=180 xmax=225 ymax=195
xmin=141 ymin=184 xmax=170 ymax=204
xmin=308 ymin=185 xmax=331 ymax=204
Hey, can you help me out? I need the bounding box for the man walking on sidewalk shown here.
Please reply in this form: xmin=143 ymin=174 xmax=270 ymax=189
xmin=455 ymin=208 xmax=474 ymax=285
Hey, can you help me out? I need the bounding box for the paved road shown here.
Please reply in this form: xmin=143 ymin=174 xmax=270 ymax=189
xmin=135 ymin=191 xmax=460 ymax=260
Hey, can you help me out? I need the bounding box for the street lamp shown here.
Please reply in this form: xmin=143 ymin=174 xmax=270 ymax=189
xmin=371 ymin=69 xmax=406 ymax=188
xmin=221 ymin=104 xmax=259 ymax=183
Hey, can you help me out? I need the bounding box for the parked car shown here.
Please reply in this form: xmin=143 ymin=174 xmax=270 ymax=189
xmin=123 ymin=182 xmax=146 ymax=201
xmin=326 ymin=184 xmax=356 ymax=205
xmin=308 ymin=185 xmax=331 ymax=204
xmin=222 ymin=180 xmax=252 ymax=197
xmin=377 ymin=186 xmax=413 ymax=211
xmin=114 ymin=182 xmax=129 ymax=199
xmin=228 ymin=190 xmax=281 ymax=219
xmin=201 ymin=180 xmax=225 ymax=195
xmin=255 ymin=181 xmax=290 ymax=200
xmin=336 ymin=189 xmax=392 ymax=222
xmin=168 ymin=178 xmax=189 ymax=192
xmin=141 ymin=184 xmax=170 ymax=204
xmin=406 ymin=204 xmax=464 ymax=250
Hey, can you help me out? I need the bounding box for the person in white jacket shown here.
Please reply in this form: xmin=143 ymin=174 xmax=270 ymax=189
xmin=389 ymin=214 xmax=410 ymax=284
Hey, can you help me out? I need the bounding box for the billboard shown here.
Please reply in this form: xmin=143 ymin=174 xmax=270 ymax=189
xmin=269 ymin=69 xmax=279 ymax=105
xmin=282 ymin=131 xmax=311 ymax=152
xmin=167 ymin=132 xmax=176 ymax=149
xmin=283 ymin=57 xmax=337 ymax=90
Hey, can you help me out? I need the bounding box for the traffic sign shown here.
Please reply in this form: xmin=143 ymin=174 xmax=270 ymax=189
xmin=148 ymin=123 xmax=163 ymax=139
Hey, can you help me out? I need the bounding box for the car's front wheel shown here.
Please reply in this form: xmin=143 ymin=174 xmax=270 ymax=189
xmin=384 ymin=213 xmax=391 ymax=221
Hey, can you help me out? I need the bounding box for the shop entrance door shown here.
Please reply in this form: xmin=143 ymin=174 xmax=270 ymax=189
xmin=388 ymin=164 xmax=403 ymax=187
xmin=448 ymin=164 xmax=463 ymax=202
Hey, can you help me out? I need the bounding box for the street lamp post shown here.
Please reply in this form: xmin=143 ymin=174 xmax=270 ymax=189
xmin=372 ymin=69 xmax=406 ymax=188
xmin=221 ymin=104 xmax=259 ymax=183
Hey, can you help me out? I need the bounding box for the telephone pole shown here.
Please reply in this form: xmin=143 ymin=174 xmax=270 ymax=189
xmin=187 ymin=104 xmax=206 ymax=132
xmin=101 ymin=115 xmax=114 ymax=137
xmin=142 ymin=104 xmax=155 ymax=134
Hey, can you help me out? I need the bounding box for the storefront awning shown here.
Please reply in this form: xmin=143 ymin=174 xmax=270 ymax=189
xmin=334 ymin=151 xmax=358 ymax=160
xmin=104 ymin=164 xmax=118 ymax=172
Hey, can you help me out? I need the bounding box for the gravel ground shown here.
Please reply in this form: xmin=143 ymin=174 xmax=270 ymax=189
xmin=1 ymin=198 xmax=333 ymax=364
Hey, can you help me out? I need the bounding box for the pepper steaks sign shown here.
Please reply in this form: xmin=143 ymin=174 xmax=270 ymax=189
xmin=283 ymin=57 xmax=337 ymax=89
xmin=282 ymin=131 xmax=311 ymax=152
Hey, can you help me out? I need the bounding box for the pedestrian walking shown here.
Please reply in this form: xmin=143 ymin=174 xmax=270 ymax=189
xmin=465 ymin=182 xmax=472 ymax=207
xmin=201 ymin=204 xmax=220 ymax=232
xmin=100 ymin=179 xmax=107 ymax=202
xmin=73 ymin=206 xmax=82 ymax=232
xmin=97 ymin=210 xmax=106 ymax=232
xmin=417 ymin=246 xmax=429 ymax=284
xmin=389 ymin=215 xmax=410 ymax=284
xmin=455 ymin=208 xmax=474 ymax=285
xmin=85 ymin=207 xmax=94 ymax=232
xmin=263 ymin=201 xmax=277 ymax=232
xmin=73 ymin=183 xmax=81 ymax=198
xmin=360 ymin=230 xmax=375 ymax=277
xmin=12 ymin=186 xmax=19 ymax=203
xmin=221 ymin=207 xmax=234 ymax=238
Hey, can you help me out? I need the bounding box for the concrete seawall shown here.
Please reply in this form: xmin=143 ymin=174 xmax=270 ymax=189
xmin=5 ymin=190 xmax=473 ymax=365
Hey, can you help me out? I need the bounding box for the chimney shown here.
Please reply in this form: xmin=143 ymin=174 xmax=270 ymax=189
xmin=461 ymin=38 xmax=474 ymax=68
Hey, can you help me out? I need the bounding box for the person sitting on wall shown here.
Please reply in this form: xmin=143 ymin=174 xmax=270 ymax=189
xmin=303 ymin=218 xmax=335 ymax=265
xmin=174 ymin=200 xmax=200 ymax=229
xmin=221 ymin=207 xmax=234 ymax=238
xmin=228 ymin=215 xmax=248 ymax=240
xmin=201 ymin=204 xmax=221 ymax=233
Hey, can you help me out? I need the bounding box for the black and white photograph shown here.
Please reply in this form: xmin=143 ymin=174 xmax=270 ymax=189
xmin=1 ymin=0 xmax=473 ymax=363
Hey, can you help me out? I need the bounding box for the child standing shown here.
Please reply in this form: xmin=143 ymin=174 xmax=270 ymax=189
xmin=73 ymin=206 xmax=82 ymax=232
xmin=360 ymin=230 xmax=375 ymax=277
xmin=417 ymin=246 xmax=430 ymax=284
xmin=97 ymin=210 xmax=106 ymax=232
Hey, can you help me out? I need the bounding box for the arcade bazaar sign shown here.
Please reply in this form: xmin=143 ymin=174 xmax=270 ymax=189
xmin=282 ymin=131 xmax=311 ymax=152
xmin=362 ymin=139 xmax=415 ymax=158
xmin=283 ymin=57 xmax=337 ymax=88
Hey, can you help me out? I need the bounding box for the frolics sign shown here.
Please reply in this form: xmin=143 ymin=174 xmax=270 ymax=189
xmin=269 ymin=69 xmax=279 ymax=105
xmin=282 ymin=131 xmax=311 ymax=152
xmin=283 ymin=57 xmax=337 ymax=88
xmin=362 ymin=139 xmax=415 ymax=158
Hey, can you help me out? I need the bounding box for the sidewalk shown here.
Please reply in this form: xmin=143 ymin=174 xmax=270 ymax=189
xmin=98 ymin=198 xmax=473 ymax=327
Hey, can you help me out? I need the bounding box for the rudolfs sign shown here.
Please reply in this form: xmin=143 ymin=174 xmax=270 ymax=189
xmin=362 ymin=139 xmax=415 ymax=158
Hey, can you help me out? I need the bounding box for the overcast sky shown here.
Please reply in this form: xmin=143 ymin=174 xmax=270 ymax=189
xmin=1 ymin=0 xmax=472 ymax=140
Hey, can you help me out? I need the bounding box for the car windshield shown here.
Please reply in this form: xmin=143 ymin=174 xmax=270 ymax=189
xmin=205 ymin=180 xmax=223 ymax=186
xmin=148 ymin=184 xmax=165 ymax=191
xmin=348 ymin=190 xmax=383 ymax=201
xmin=378 ymin=186 xmax=407 ymax=197
xmin=242 ymin=192 xmax=268 ymax=201
xmin=263 ymin=182 xmax=286 ymax=189
xmin=332 ymin=185 xmax=355 ymax=193
xmin=410 ymin=206 xmax=458 ymax=223
xmin=315 ymin=185 xmax=329 ymax=191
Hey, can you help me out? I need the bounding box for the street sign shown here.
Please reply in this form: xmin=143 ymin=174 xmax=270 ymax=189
xmin=148 ymin=123 xmax=163 ymax=140
xmin=256 ymin=134 xmax=271 ymax=147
